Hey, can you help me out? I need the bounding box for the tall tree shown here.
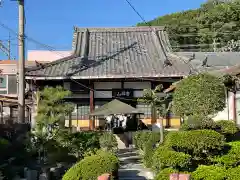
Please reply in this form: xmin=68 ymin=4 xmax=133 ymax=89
xmin=138 ymin=85 xmax=172 ymax=143
xmin=35 ymin=86 xmax=74 ymax=137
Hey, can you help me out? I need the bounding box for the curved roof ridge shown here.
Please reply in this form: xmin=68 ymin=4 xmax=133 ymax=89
xmin=73 ymin=26 xmax=165 ymax=33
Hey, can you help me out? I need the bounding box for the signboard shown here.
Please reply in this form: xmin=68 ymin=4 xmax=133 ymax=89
xmin=0 ymin=75 xmax=7 ymax=88
xmin=112 ymin=89 xmax=133 ymax=98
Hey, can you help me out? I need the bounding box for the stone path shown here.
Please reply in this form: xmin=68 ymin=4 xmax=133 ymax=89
xmin=118 ymin=148 xmax=154 ymax=180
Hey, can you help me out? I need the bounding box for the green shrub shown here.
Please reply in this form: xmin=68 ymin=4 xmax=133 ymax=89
xmin=226 ymin=166 xmax=240 ymax=180
xmin=62 ymin=151 xmax=119 ymax=180
xmin=180 ymin=116 xmax=216 ymax=131
xmin=165 ymin=130 xmax=225 ymax=158
xmin=173 ymin=73 xmax=226 ymax=117
xmin=133 ymin=131 xmax=152 ymax=150
xmin=152 ymin=147 xmax=191 ymax=172
xmin=216 ymin=120 xmax=238 ymax=135
xmin=143 ymin=132 xmax=160 ymax=168
xmin=56 ymin=131 xmax=100 ymax=159
xmin=192 ymin=165 xmax=227 ymax=180
xmin=99 ymin=132 xmax=118 ymax=153
xmin=154 ymin=168 xmax=178 ymax=180
xmin=213 ymin=141 xmax=240 ymax=167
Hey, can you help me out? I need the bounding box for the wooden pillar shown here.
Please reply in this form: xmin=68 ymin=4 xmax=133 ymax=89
xmin=9 ymin=106 xmax=13 ymax=124
xmin=0 ymin=101 xmax=3 ymax=124
xmin=89 ymin=83 xmax=95 ymax=130
xmin=76 ymin=104 xmax=79 ymax=129
xmin=233 ymin=92 xmax=237 ymax=123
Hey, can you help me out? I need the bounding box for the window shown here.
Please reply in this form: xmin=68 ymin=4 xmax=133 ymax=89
xmin=77 ymin=104 xmax=90 ymax=120
xmin=136 ymin=104 xmax=152 ymax=118
xmin=0 ymin=90 xmax=7 ymax=94
xmin=0 ymin=75 xmax=7 ymax=88
xmin=8 ymin=75 xmax=17 ymax=94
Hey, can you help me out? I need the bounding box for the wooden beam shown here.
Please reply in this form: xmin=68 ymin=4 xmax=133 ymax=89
xmin=89 ymin=83 xmax=95 ymax=130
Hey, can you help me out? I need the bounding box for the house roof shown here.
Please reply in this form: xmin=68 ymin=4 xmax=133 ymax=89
xmin=26 ymin=27 xmax=192 ymax=79
xmin=0 ymin=60 xmax=17 ymax=64
xmin=176 ymin=52 xmax=240 ymax=69
xmin=0 ymin=60 xmax=50 ymax=67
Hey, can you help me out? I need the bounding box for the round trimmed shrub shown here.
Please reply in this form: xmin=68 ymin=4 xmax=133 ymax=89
xmin=62 ymin=151 xmax=119 ymax=180
xmin=152 ymin=147 xmax=191 ymax=172
xmin=180 ymin=116 xmax=216 ymax=131
xmin=154 ymin=168 xmax=178 ymax=180
xmin=173 ymin=73 xmax=226 ymax=117
xmin=165 ymin=130 xmax=225 ymax=158
xmin=99 ymin=132 xmax=118 ymax=153
xmin=227 ymin=166 xmax=240 ymax=180
xmin=192 ymin=165 xmax=227 ymax=180
xmin=216 ymin=120 xmax=238 ymax=135
xmin=213 ymin=141 xmax=240 ymax=167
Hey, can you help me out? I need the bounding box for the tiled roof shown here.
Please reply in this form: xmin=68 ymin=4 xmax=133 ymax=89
xmin=26 ymin=27 xmax=191 ymax=79
xmin=0 ymin=60 xmax=17 ymax=64
xmin=176 ymin=52 xmax=240 ymax=68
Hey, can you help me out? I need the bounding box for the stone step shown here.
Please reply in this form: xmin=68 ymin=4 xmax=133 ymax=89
xmin=118 ymin=169 xmax=154 ymax=180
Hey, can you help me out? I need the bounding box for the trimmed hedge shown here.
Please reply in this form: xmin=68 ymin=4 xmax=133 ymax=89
xmin=152 ymin=147 xmax=191 ymax=172
xmin=192 ymin=165 xmax=240 ymax=180
xmin=99 ymin=132 xmax=118 ymax=153
xmin=213 ymin=141 xmax=240 ymax=167
xmin=62 ymin=151 xmax=119 ymax=180
xmin=180 ymin=116 xmax=216 ymax=131
xmin=192 ymin=165 xmax=227 ymax=180
xmin=227 ymin=166 xmax=240 ymax=180
xmin=165 ymin=130 xmax=225 ymax=158
xmin=216 ymin=120 xmax=238 ymax=135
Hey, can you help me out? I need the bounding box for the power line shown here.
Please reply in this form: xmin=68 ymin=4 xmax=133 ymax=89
xmin=123 ymin=0 xmax=199 ymax=74
xmin=0 ymin=21 xmax=174 ymax=103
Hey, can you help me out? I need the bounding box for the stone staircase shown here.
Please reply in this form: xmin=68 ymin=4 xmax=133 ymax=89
xmin=118 ymin=148 xmax=154 ymax=180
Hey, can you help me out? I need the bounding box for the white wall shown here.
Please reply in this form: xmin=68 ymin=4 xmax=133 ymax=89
xmin=94 ymin=81 xmax=151 ymax=98
xmin=27 ymin=50 xmax=72 ymax=62
xmin=213 ymin=91 xmax=235 ymax=121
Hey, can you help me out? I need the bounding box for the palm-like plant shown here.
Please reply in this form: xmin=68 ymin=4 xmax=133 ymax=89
xmin=138 ymin=85 xmax=172 ymax=143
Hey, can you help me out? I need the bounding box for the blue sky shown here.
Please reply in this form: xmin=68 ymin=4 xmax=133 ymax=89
xmin=0 ymin=0 xmax=206 ymax=59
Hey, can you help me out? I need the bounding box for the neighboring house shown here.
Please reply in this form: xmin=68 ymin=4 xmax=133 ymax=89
xmin=26 ymin=26 xmax=193 ymax=130
xmin=0 ymin=60 xmax=50 ymax=96
xmin=0 ymin=60 xmax=18 ymax=96
xmin=27 ymin=50 xmax=72 ymax=62
xmin=0 ymin=59 xmax=49 ymax=123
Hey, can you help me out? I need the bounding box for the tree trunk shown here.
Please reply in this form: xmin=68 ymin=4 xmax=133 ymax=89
xmin=160 ymin=117 xmax=164 ymax=144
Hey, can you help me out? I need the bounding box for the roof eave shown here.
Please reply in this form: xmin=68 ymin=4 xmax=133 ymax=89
xmin=25 ymin=74 xmax=186 ymax=80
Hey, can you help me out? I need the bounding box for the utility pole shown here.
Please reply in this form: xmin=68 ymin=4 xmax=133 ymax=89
xmin=18 ymin=0 xmax=25 ymax=123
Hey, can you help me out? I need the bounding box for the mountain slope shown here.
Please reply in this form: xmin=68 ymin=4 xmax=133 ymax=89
xmin=137 ymin=0 xmax=240 ymax=52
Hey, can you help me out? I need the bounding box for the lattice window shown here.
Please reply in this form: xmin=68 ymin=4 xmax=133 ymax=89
xmin=136 ymin=104 xmax=152 ymax=118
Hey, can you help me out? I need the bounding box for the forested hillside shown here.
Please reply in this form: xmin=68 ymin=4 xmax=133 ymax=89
xmin=137 ymin=0 xmax=240 ymax=52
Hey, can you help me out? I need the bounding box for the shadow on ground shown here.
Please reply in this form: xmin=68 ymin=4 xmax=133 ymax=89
xmin=118 ymin=169 xmax=148 ymax=180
